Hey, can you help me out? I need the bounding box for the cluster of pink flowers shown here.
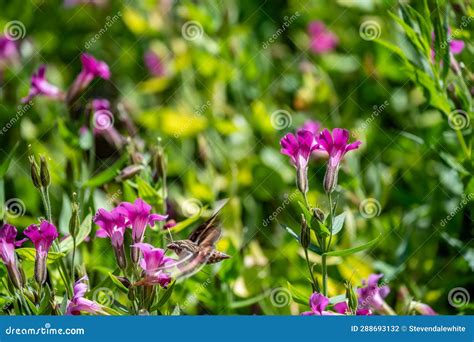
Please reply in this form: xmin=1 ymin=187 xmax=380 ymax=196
xmin=94 ymin=198 xmax=170 ymax=287
xmin=302 ymin=274 xmax=436 ymax=316
xmin=280 ymin=120 xmax=361 ymax=194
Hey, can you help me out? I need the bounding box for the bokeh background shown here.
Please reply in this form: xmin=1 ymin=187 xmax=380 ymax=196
xmin=0 ymin=0 xmax=472 ymax=315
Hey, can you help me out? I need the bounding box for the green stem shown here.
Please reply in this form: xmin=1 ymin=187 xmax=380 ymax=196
xmin=455 ymin=129 xmax=470 ymax=159
xmin=71 ymin=236 xmax=76 ymax=280
xmin=304 ymin=248 xmax=318 ymax=292
xmin=321 ymin=252 xmax=327 ymax=296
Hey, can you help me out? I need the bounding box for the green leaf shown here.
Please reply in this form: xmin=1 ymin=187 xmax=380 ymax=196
xmin=314 ymin=220 xmax=330 ymax=237
xmin=331 ymin=212 xmax=346 ymax=235
xmin=81 ymin=154 xmax=128 ymax=188
xmin=287 ymin=282 xmax=309 ymax=306
xmin=282 ymin=225 xmax=322 ymax=255
xmin=59 ymin=213 xmax=92 ymax=254
xmin=323 ymin=235 xmax=381 ymax=257
xmin=150 ymin=281 xmax=175 ymax=311
xmin=108 ymin=273 xmax=129 ymax=294
xmin=0 ymin=142 xmax=19 ymax=178
xmin=38 ymin=284 xmax=53 ymax=315
xmin=297 ymin=201 xmax=312 ymax=225
xmin=137 ymin=177 xmax=161 ymax=207
xmin=16 ymin=248 xmax=65 ymax=264
xmin=168 ymin=210 xmax=203 ymax=234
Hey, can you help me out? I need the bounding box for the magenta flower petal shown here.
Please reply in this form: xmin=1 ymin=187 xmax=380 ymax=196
xmin=144 ymin=50 xmax=165 ymax=77
xmin=24 ymin=220 xmax=58 ymax=258
xmin=93 ymin=208 xmax=126 ymax=248
xmin=357 ymin=273 xmax=390 ymax=311
xmin=0 ymin=224 xmax=23 ymax=265
xmin=66 ymin=276 xmax=105 ymax=316
xmin=450 ymin=39 xmax=465 ymax=55
xmin=133 ymin=242 xmax=173 ymax=287
xmin=22 ymin=65 xmax=63 ymax=103
xmin=308 ymin=21 xmax=338 ymax=54
xmin=81 ymin=53 xmax=110 ymax=80
xmin=280 ymin=130 xmax=318 ymax=169
xmin=309 ymin=292 xmax=330 ymax=314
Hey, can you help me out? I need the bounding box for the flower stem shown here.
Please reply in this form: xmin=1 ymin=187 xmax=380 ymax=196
xmin=321 ymin=252 xmax=327 ymax=296
xmin=304 ymin=248 xmax=318 ymax=292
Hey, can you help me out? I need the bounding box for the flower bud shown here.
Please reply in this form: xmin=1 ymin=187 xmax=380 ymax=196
xmin=28 ymin=156 xmax=41 ymax=189
xmin=39 ymin=155 xmax=51 ymax=188
xmin=300 ymin=214 xmax=310 ymax=249
xmin=312 ymin=208 xmax=325 ymax=222
xmin=323 ymin=165 xmax=338 ymax=193
xmin=115 ymin=164 xmax=143 ymax=182
xmin=69 ymin=199 xmax=80 ymax=239
xmin=152 ymin=142 xmax=166 ymax=183
xmin=296 ymin=166 xmax=308 ymax=194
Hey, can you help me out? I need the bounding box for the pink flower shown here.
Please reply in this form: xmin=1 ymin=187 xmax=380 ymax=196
xmin=144 ymin=50 xmax=165 ymax=77
xmin=67 ymin=53 xmax=110 ymax=101
xmin=66 ymin=276 xmax=106 ymax=315
xmin=117 ymin=198 xmax=167 ymax=263
xmin=280 ymin=129 xmax=319 ymax=194
xmin=301 ymin=292 xmax=334 ymax=316
xmin=333 ymin=301 xmax=372 ymax=315
xmin=317 ymin=128 xmax=361 ymax=193
xmin=24 ymin=220 xmax=58 ymax=284
xmin=22 ymin=65 xmax=63 ymax=103
xmin=133 ymin=243 xmax=174 ymax=287
xmin=357 ymin=274 xmax=390 ymax=311
xmin=308 ymin=21 xmax=338 ymax=54
xmin=94 ymin=208 xmax=127 ymax=269
xmin=0 ymin=224 xmax=26 ymax=288
xmin=0 ymin=35 xmax=19 ymax=68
